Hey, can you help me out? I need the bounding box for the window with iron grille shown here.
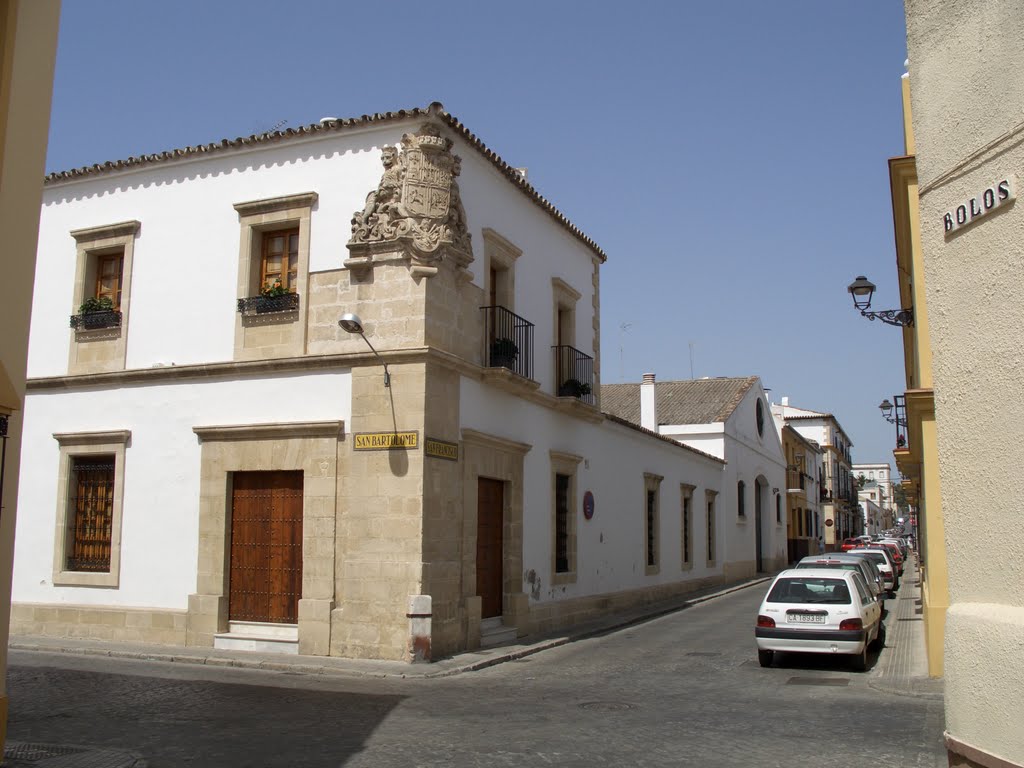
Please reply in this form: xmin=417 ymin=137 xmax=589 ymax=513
xmin=643 ymin=473 xmax=662 ymax=574
xmin=776 ymin=493 xmax=782 ymax=523
xmin=550 ymin=451 xmax=581 ymax=584
xmin=680 ymin=484 xmax=695 ymax=569
xmin=737 ymin=480 xmax=746 ymax=518
xmin=646 ymin=490 xmax=657 ymax=567
xmin=555 ymin=473 xmax=570 ymax=573
xmin=706 ymin=494 xmax=717 ymax=564
xmin=67 ymin=456 xmax=115 ymax=572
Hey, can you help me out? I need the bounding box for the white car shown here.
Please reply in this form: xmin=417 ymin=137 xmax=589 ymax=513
xmin=794 ymin=554 xmax=886 ymax=611
xmin=755 ymin=568 xmax=884 ymax=672
xmin=846 ymin=547 xmax=899 ymax=596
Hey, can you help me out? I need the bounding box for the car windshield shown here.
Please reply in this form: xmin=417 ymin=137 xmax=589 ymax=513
xmin=856 ymin=551 xmax=887 ymax=567
xmin=766 ymin=577 xmax=851 ymax=605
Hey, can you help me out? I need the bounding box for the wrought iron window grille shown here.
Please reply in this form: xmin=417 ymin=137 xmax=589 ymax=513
xmin=69 ymin=310 xmax=122 ymax=330
xmin=237 ymin=292 xmax=300 ymax=316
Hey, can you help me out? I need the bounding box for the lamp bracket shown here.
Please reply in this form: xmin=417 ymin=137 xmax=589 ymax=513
xmin=859 ymin=307 xmax=914 ymax=327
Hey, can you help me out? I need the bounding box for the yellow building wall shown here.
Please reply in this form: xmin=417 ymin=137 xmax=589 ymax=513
xmin=0 ymin=0 xmax=61 ymax=753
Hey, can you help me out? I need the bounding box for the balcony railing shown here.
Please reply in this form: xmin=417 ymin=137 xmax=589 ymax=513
xmin=786 ymin=469 xmax=806 ymax=492
xmin=553 ymin=345 xmax=595 ymax=405
xmin=237 ymin=292 xmax=300 ymax=316
xmin=69 ymin=310 xmax=122 ymax=331
xmin=481 ymin=305 xmax=534 ymax=379
xmin=894 ymin=394 xmax=909 ymax=450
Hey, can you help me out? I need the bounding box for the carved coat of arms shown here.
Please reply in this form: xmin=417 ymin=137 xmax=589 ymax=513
xmin=349 ymin=124 xmax=472 ymax=271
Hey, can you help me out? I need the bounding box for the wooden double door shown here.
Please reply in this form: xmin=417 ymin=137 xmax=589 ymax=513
xmin=229 ymin=471 xmax=303 ymax=624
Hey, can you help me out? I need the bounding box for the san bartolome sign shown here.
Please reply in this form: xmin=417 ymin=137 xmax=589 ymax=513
xmin=943 ymin=175 xmax=1015 ymax=236
xmin=424 ymin=437 xmax=459 ymax=461
xmin=354 ymin=431 xmax=419 ymax=451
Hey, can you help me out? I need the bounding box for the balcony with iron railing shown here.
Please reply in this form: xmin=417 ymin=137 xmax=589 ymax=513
xmin=553 ymin=345 xmax=595 ymax=405
xmin=787 ymin=468 xmax=811 ymax=495
xmin=893 ymin=394 xmax=909 ymax=450
xmin=481 ymin=305 xmax=534 ymax=380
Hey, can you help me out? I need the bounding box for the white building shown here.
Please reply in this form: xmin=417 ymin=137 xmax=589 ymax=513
xmin=857 ymin=495 xmax=883 ymax=537
xmin=853 ymin=462 xmax=894 ymax=528
xmin=602 ymin=375 xmax=788 ymax=577
xmin=13 ymin=104 xmax=735 ymax=662
xmin=771 ymin=398 xmax=858 ymax=549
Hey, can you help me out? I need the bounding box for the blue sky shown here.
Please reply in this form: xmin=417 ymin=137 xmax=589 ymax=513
xmin=47 ymin=1 xmax=909 ymax=466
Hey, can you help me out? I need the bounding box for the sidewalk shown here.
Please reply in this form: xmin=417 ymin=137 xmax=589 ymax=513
xmin=868 ymin=553 xmax=945 ymax=700
xmin=3 ymin=568 xmax=941 ymax=766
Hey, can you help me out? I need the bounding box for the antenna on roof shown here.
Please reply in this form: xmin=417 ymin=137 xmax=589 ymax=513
xmin=252 ymin=118 xmax=289 ymax=135
xmin=619 ymin=323 xmax=632 ymax=382
xmin=689 ymin=341 xmax=695 ymax=379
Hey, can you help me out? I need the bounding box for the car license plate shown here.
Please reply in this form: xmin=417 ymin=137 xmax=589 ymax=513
xmin=788 ymin=614 xmax=825 ymax=624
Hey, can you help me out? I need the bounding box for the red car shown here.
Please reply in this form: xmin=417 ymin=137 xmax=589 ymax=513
xmin=840 ymin=538 xmax=863 ymax=552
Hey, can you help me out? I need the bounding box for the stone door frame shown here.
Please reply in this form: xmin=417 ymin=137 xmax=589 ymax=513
xmin=461 ymin=429 xmax=530 ymax=646
xmin=187 ymin=421 xmax=343 ymax=656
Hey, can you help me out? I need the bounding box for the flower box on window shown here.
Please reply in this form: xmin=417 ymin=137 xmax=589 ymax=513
xmin=70 ymin=296 xmax=122 ymax=330
xmin=237 ymin=292 xmax=300 ymax=316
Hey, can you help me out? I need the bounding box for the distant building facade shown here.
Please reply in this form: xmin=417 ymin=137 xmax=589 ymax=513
xmin=779 ymin=424 xmax=823 ymax=562
xmin=602 ymin=375 xmax=788 ymax=577
xmin=771 ymin=398 xmax=859 ymax=550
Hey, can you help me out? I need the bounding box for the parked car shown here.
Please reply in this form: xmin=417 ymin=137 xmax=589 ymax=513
xmin=795 ymin=555 xmax=886 ymax=612
xmin=840 ymin=538 xmax=862 ymax=552
xmin=847 ymin=547 xmax=899 ymax=596
xmin=755 ymin=568 xmax=884 ymax=672
xmin=879 ymin=537 xmax=908 ymax=560
xmin=870 ymin=542 xmax=904 ymax=576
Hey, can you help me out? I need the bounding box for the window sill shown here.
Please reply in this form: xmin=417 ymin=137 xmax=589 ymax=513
xmin=53 ymin=569 xmax=119 ymax=588
xmin=551 ymin=571 xmax=577 ymax=586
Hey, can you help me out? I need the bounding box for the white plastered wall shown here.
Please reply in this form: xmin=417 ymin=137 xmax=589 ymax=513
xmin=460 ymin=378 xmax=723 ymax=603
xmin=13 ymin=371 xmax=350 ymax=608
xmin=31 ymin=126 xmax=409 ymax=375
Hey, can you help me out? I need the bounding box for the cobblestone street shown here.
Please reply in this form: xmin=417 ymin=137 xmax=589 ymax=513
xmin=3 ymin=580 xmax=945 ymax=768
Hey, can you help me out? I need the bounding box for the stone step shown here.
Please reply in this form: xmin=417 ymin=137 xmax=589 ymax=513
xmin=213 ymin=620 xmax=299 ymax=655
xmin=480 ymin=618 xmax=517 ymax=648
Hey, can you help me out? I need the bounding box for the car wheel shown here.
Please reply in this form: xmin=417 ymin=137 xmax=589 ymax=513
xmin=871 ymin=623 xmax=886 ymax=651
xmin=758 ymin=649 xmax=774 ymax=668
xmin=851 ymin=645 xmax=868 ymax=672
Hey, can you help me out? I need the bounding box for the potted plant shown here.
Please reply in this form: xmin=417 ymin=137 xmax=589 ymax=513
xmin=256 ymin=279 xmax=293 ymax=313
xmin=74 ymin=296 xmax=118 ymax=329
xmin=489 ymin=337 xmax=519 ymax=369
xmin=558 ymin=378 xmax=592 ymax=398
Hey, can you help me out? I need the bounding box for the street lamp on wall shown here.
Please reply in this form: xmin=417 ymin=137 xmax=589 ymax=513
xmin=338 ymin=312 xmax=391 ymax=388
xmin=878 ymin=398 xmax=907 ymax=427
xmin=847 ymin=275 xmax=914 ymax=327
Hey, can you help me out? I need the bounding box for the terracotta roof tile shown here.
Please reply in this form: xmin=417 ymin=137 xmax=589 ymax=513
xmin=601 ymin=377 xmax=759 ymax=426
xmin=44 ymin=102 xmax=607 ymax=262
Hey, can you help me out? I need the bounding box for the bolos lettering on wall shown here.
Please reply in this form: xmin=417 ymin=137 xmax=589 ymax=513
xmin=353 ymin=431 xmax=419 ymax=451
xmin=943 ymin=175 xmax=1016 ymax=236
